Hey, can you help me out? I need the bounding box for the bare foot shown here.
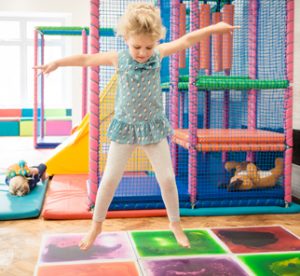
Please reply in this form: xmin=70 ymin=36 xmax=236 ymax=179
xmin=79 ymin=221 xmax=103 ymax=250
xmin=169 ymin=222 xmax=191 ymax=248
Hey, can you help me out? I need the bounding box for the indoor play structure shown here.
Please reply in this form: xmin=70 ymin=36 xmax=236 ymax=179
xmin=41 ymin=0 xmax=297 ymax=220
xmin=1 ymin=0 xmax=297 ymax=222
xmin=33 ymin=26 xmax=99 ymax=148
xmin=85 ymin=0 xmax=294 ymax=213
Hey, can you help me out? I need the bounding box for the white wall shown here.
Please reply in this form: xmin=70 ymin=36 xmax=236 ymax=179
xmin=0 ymin=0 xmax=88 ymax=19
xmin=0 ymin=0 xmax=89 ymax=125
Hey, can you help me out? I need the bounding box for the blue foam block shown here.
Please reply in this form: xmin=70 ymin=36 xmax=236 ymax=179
xmin=0 ymin=178 xmax=48 ymax=220
xmin=0 ymin=121 xmax=20 ymax=136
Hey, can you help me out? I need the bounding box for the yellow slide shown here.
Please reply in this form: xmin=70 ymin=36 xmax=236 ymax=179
xmin=45 ymin=74 xmax=152 ymax=175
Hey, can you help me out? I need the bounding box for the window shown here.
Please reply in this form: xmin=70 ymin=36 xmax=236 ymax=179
xmin=0 ymin=13 xmax=71 ymax=109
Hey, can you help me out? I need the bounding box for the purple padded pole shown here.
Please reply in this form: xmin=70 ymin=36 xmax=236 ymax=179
xmin=88 ymin=0 xmax=100 ymax=208
xmin=170 ymin=0 xmax=180 ymax=173
xmin=188 ymin=0 xmax=200 ymax=206
xmin=40 ymin=33 xmax=45 ymax=139
xmin=33 ymin=30 xmax=38 ymax=148
xmin=82 ymin=29 xmax=88 ymax=118
xmin=284 ymin=0 xmax=294 ymax=203
xmin=247 ymin=0 xmax=258 ymax=162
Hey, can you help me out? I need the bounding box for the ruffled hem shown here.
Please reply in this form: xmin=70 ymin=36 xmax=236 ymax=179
xmin=107 ymin=116 xmax=173 ymax=145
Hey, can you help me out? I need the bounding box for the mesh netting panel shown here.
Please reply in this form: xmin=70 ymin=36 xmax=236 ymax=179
xmin=95 ymin=0 xmax=290 ymax=209
xmin=97 ymin=0 xmax=181 ymax=209
xmin=171 ymin=0 xmax=289 ymax=208
xmin=175 ymin=149 xmax=285 ymax=207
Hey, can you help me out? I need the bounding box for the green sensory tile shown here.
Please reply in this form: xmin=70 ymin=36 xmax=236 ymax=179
xmin=131 ymin=229 xmax=227 ymax=257
xmin=239 ymin=252 xmax=300 ymax=276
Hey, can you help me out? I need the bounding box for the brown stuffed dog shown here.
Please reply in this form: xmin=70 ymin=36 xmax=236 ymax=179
xmin=222 ymin=158 xmax=284 ymax=191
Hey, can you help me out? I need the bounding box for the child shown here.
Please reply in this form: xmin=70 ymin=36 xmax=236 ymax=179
xmin=35 ymin=3 xmax=239 ymax=249
xmin=6 ymin=161 xmax=47 ymax=196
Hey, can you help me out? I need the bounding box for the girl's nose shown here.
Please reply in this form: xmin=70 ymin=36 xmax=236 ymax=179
xmin=139 ymin=49 xmax=146 ymax=56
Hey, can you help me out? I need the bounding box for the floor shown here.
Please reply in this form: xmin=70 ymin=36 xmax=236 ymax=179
xmin=0 ymin=137 xmax=300 ymax=276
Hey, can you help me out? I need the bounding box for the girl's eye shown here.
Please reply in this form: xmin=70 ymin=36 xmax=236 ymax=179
xmin=146 ymin=47 xmax=153 ymax=50
xmin=134 ymin=46 xmax=140 ymax=49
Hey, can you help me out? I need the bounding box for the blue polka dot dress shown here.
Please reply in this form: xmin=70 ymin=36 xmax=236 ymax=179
xmin=107 ymin=49 xmax=173 ymax=145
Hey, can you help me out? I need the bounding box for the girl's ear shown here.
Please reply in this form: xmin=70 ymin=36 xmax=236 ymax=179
xmin=124 ymin=35 xmax=128 ymax=42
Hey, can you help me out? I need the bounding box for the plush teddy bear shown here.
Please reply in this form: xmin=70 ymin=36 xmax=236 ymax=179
xmin=221 ymin=158 xmax=283 ymax=191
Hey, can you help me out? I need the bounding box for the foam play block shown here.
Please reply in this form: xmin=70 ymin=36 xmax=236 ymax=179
xmin=46 ymin=119 xmax=72 ymax=136
xmin=21 ymin=108 xmax=33 ymax=117
xmin=0 ymin=178 xmax=49 ymax=220
xmin=44 ymin=109 xmax=67 ymax=117
xmin=20 ymin=120 xmax=33 ymax=136
xmin=66 ymin=109 xmax=72 ymax=116
xmin=0 ymin=109 xmax=21 ymax=117
xmin=0 ymin=121 xmax=20 ymax=136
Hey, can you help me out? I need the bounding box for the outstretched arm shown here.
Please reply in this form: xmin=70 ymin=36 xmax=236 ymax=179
xmin=157 ymin=22 xmax=240 ymax=59
xmin=33 ymin=51 xmax=118 ymax=75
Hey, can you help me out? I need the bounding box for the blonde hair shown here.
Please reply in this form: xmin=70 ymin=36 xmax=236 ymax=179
xmin=117 ymin=3 xmax=166 ymax=41
xmin=9 ymin=176 xmax=29 ymax=196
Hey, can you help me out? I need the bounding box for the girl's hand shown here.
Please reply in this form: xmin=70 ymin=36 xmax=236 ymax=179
xmin=213 ymin=22 xmax=240 ymax=34
xmin=33 ymin=62 xmax=58 ymax=75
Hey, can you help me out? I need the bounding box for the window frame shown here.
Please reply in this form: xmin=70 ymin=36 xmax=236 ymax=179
xmin=0 ymin=12 xmax=71 ymax=108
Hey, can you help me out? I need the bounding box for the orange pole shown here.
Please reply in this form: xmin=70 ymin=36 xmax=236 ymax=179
xmin=179 ymin=2 xmax=186 ymax=68
xmin=222 ymin=4 xmax=234 ymax=70
xmin=199 ymin=3 xmax=211 ymax=70
xmin=212 ymin=11 xmax=222 ymax=72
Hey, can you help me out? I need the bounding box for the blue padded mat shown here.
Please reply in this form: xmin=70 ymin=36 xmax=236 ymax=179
xmin=104 ymin=175 xmax=190 ymax=210
xmin=180 ymin=203 xmax=300 ymax=216
xmin=0 ymin=176 xmax=48 ymax=220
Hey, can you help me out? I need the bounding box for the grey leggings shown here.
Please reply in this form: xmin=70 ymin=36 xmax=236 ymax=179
xmin=93 ymin=138 xmax=180 ymax=222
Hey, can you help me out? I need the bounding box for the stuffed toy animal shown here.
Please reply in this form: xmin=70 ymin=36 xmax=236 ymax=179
xmin=5 ymin=161 xmax=47 ymax=196
xmin=6 ymin=160 xmax=30 ymax=179
xmin=221 ymin=158 xmax=283 ymax=191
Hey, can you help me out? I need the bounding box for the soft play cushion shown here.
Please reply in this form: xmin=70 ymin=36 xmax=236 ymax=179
xmin=0 ymin=176 xmax=48 ymax=220
xmin=42 ymin=174 xmax=167 ymax=220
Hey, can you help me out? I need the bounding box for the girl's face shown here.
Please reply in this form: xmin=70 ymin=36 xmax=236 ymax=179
xmin=126 ymin=34 xmax=157 ymax=63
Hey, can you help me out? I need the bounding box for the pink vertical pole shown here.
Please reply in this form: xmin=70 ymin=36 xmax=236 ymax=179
xmin=284 ymin=0 xmax=294 ymax=203
xmin=202 ymin=3 xmax=211 ymax=130
xmin=222 ymin=4 xmax=234 ymax=71
xmin=189 ymin=0 xmax=200 ymax=206
xmin=199 ymin=3 xmax=210 ymax=70
xmin=222 ymin=3 xmax=234 ymax=162
xmin=88 ymin=0 xmax=100 ymax=208
xmin=284 ymin=147 xmax=293 ymax=204
xmin=247 ymin=0 xmax=258 ymax=162
xmin=179 ymin=3 xmax=186 ymax=68
xmin=82 ymin=28 xmax=88 ymax=118
xmin=170 ymin=0 xmax=180 ymax=173
xmin=33 ymin=29 xmax=38 ymax=148
xmin=40 ymin=34 xmax=45 ymax=139
xmin=212 ymin=2 xmax=223 ymax=72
